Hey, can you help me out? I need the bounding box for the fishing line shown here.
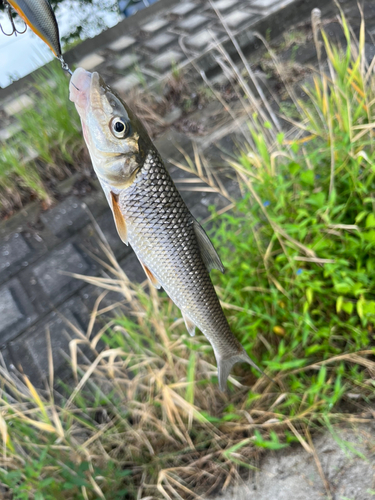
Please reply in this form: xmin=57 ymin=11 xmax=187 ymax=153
xmin=58 ymin=55 xmax=80 ymax=91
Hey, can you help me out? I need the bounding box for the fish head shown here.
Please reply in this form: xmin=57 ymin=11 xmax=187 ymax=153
xmin=69 ymin=68 xmax=152 ymax=187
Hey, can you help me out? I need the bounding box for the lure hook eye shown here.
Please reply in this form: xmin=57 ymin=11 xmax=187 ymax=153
xmin=58 ymin=56 xmax=80 ymax=91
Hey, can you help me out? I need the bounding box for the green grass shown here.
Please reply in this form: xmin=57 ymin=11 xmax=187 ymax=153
xmin=0 ymin=6 xmax=375 ymax=500
xmin=0 ymin=61 xmax=83 ymax=216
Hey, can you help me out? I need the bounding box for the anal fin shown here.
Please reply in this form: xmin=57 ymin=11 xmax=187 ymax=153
xmin=139 ymin=260 xmax=161 ymax=289
xmin=182 ymin=311 xmax=196 ymax=337
xmin=110 ymin=191 xmax=128 ymax=245
xmin=193 ymin=219 xmax=225 ymax=274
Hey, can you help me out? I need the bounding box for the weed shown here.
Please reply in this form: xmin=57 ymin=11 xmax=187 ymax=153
xmin=0 ymin=61 xmax=84 ymax=217
xmin=0 ymin=5 xmax=375 ymax=500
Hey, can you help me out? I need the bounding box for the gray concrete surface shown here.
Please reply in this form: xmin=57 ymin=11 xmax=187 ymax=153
xmin=208 ymin=424 xmax=375 ymax=500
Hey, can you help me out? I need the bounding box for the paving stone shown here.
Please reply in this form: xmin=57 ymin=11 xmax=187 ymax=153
xmin=212 ymin=0 xmax=238 ymax=12
xmin=224 ymin=10 xmax=257 ymax=29
xmin=108 ymin=35 xmax=136 ymax=51
xmin=7 ymin=340 xmax=44 ymax=386
xmin=185 ymin=29 xmax=219 ymax=51
xmin=26 ymin=297 xmax=89 ymax=379
xmin=94 ymin=210 xmax=130 ymax=260
xmin=114 ymin=53 xmax=139 ymax=70
xmin=77 ymin=53 xmax=105 ymax=70
xmin=32 ymin=242 xmax=89 ymax=298
xmin=250 ymin=0 xmax=280 ymax=8
xmin=40 ymin=196 xmax=90 ymax=239
xmin=177 ymin=14 xmax=211 ymax=33
xmin=112 ymin=74 xmax=142 ymax=93
xmin=171 ymin=2 xmax=198 ymax=16
xmin=143 ymin=33 xmax=177 ymax=53
xmin=3 ymin=94 xmax=33 ymax=116
xmin=0 ymin=232 xmax=33 ymax=275
xmin=141 ymin=17 xmax=169 ymax=34
xmin=149 ymin=50 xmax=184 ymax=73
xmin=365 ymin=42 xmax=375 ymax=64
xmin=120 ymin=251 xmax=145 ymax=285
xmin=79 ymin=283 xmax=128 ymax=320
xmin=0 ymin=278 xmax=37 ymax=345
xmin=0 ymin=122 xmax=21 ymax=141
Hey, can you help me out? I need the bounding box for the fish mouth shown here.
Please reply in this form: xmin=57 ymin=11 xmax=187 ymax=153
xmin=69 ymin=67 xmax=92 ymax=116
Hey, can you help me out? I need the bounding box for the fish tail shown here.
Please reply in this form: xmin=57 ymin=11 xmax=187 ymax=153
xmin=217 ymin=350 xmax=274 ymax=392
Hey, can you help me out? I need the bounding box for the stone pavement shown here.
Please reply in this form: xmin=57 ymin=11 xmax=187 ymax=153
xmin=204 ymin=423 xmax=375 ymax=500
xmin=0 ymin=0 xmax=368 ymax=386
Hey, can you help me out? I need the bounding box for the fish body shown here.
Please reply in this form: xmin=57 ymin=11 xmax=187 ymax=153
xmin=7 ymin=0 xmax=61 ymax=57
xmin=69 ymin=68 xmax=264 ymax=390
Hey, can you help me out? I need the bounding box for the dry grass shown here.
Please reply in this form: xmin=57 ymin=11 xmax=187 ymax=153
xmin=1 ymin=3 xmax=375 ymax=499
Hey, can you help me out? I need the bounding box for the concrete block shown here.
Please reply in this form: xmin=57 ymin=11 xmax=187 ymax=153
xmin=3 ymin=94 xmax=33 ymax=116
xmin=26 ymin=297 xmax=89 ymax=378
xmin=114 ymin=54 xmax=138 ymax=70
xmin=77 ymin=53 xmax=105 ymax=70
xmin=120 ymin=251 xmax=145 ymax=285
xmin=212 ymin=0 xmax=238 ymax=12
xmin=0 ymin=287 xmax=24 ymax=331
xmin=108 ymin=35 xmax=136 ymax=51
xmin=7 ymin=339 xmax=43 ymax=387
xmin=224 ymin=10 xmax=257 ymax=29
xmin=113 ymin=74 xmax=142 ymax=93
xmin=143 ymin=33 xmax=176 ymax=53
xmin=0 ymin=122 xmax=21 ymax=141
xmin=185 ymin=29 xmax=219 ymax=51
xmin=177 ymin=14 xmax=211 ymax=33
xmin=141 ymin=17 xmax=169 ymax=34
xmin=250 ymin=0 xmax=280 ymax=8
xmin=32 ymin=242 xmax=89 ymax=298
xmin=150 ymin=50 xmax=184 ymax=73
xmin=171 ymin=2 xmax=198 ymax=16
xmin=0 ymin=278 xmax=37 ymax=344
xmin=94 ymin=210 xmax=130 ymax=259
xmin=0 ymin=232 xmax=33 ymax=275
xmin=40 ymin=196 xmax=90 ymax=239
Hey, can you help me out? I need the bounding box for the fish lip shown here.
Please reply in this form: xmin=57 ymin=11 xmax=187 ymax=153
xmin=89 ymin=71 xmax=107 ymax=113
xmin=69 ymin=68 xmax=92 ymax=115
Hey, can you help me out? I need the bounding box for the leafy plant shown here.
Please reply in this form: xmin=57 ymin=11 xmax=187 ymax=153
xmin=1 ymin=5 xmax=375 ymax=500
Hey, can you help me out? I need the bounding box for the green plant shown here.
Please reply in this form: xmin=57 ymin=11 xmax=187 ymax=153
xmin=1 ymin=6 xmax=374 ymax=500
xmin=0 ymin=61 xmax=84 ymax=216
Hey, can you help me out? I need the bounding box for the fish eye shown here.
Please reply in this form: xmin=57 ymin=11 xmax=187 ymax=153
xmin=110 ymin=117 xmax=129 ymax=139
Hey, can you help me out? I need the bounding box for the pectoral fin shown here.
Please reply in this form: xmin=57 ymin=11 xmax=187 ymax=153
xmin=193 ymin=219 xmax=225 ymax=273
xmin=139 ymin=260 xmax=161 ymax=289
xmin=110 ymin=192 xmax=128 ymax=245
xmin=182 ymin=311 xmax=196 ymax=337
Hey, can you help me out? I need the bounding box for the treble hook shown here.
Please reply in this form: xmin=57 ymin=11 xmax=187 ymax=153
xmin=0 ymin=0 xmax=27 ymax=36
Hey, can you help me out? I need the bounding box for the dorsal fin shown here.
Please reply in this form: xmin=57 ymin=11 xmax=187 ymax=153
xmin=193 ymin=219 xmax=225 ymax=274
xmin=139 ymin=260 xmax=161 ymax=289
xmin=182 ymin=311 xmax=196 ymax=337
xmin=110 ymin=191 xmax=128 ymax=245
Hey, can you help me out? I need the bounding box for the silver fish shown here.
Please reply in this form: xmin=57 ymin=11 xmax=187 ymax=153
xmin=69 ymin=67 xmax=265 ymax=390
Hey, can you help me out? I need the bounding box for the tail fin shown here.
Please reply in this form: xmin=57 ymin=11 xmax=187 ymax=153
xmin=217 ymin=351 xmax=274 ymax=392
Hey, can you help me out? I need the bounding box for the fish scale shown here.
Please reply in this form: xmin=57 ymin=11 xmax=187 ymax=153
xmin=119 ymin=150 xmax=244 ymax=357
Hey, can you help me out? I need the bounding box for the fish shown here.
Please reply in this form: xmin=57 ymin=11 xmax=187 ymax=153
xmin=7 ymin=0 xmax=61 ymax=57
xmin=69 ymin=67 xmax=266 ymax=391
